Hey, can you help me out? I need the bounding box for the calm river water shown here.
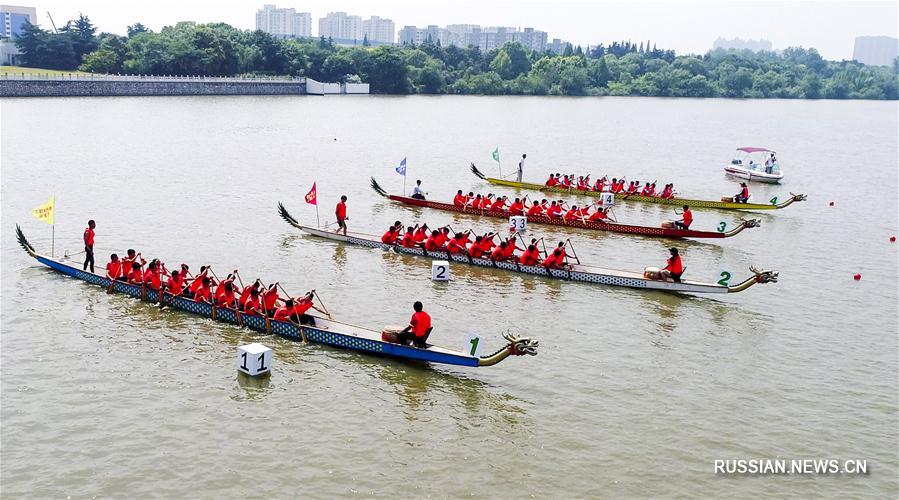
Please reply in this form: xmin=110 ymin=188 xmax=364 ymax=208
xmin=1 ymin=95 xmax=897 ymax=498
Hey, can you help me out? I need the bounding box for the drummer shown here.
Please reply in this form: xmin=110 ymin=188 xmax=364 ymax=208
xmin=398 ymin=301 xmax=432 ymax=348
xmin=734 ymin=182 xmax=749 ymax=203
xmin=658 ymin=248 xmax=684 ymax=282
xmin=673 ymin=205 xmax=693 ymax=229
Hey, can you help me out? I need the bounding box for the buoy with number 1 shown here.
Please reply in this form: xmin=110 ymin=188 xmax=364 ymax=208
xmin=237 ymin=343 xmax=272 ymax=377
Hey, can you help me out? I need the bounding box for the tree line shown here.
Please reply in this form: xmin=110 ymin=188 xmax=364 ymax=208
xmin=14 ymin=15 xmax=899 ymax=99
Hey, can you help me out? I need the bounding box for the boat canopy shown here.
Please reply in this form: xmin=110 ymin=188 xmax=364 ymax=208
xmin=737 ymin=147 xmax=774 ymax=153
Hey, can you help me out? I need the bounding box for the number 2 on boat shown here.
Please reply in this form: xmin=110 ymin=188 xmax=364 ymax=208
xmin=770 ymin=196 xmax=778 ymax=205
xmin=465 ymin=332 xmax=482 ymax=357
xmin=717 ymin=271 xmax=732 ymax=286
xmin=717 ymin=221 xmax=727 ymax=233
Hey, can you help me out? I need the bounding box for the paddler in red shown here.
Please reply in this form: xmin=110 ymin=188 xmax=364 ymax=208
xmin=563 ymin=205 xmax=581 ymax=221
xmin=400 ymin=226 xmax=417 ymax=248
xmin=453 ymin=190 xmax=467 ymax=207
xmin=188 ymin=266 xmax=209 ymax=296
xmin=542 ymin=247 xmax=566 ymax=269
xmin=398 ymin=301 xmax=431 ymax=348
xmin=480 ymin=194 xmax=494 ymax=209
xmin=489 ymin=196 xmax=507 ymax=212
xmin=434 ymin=227 xmax=450 ymax=247
xmin=527 ymin=201 xmax=544 ymax=216
xmin=659 ymin=248 xmax=684 ymax=282
xmin=292 ymin=290 xmax=327 ymax=325
xmin=412 ymin=224 xmax=429 ymax=243
xmin=508 ymin=198 xmax=525 ymax=216
xmin=127 ymin=262 xmax=144 ymax=284
xmin=546 ymin=201 xmax=562 ymax=218
xmin=193 ymin=277 xmax=212 ymax=304
xmin=167 ymin=270 xmax=185 ymax=296
xmin=469 ymin=194 xmax=483 ymax=209
xmin=468 ymin=236 xmax=486 ymax=258
xmin=143 ymin=260 xmax=163 ymax=290
xmin=478 ymin=232 xmax=497 ymax=254
xmin=243 ymin=289 xmax=263 ymax=315
xmin=105 ymin=254 xmax=122 ymax=280
xmin=588 ymin=207 xmax=609 ymax=221
xmin=119 ymin=249 xmax=144 ymax=282
xmin=381 ymin=225 xmax=400 ymax=244
xmin=238 ymin=280 xmax=261 ymax=309
xmin=674 ymin=205 xmax=693 ymax=229
xmin=447 ymin=233 xmax=468 ymax=254
xmin=262 ymin=283 xmax=280 ymax=316
xmin=502 ymin=236 xmax=522 ymax=259
xmin=217 ymin=281 xmax=238 ymax=309
xmin=334 ymin=195 xmax=348 ymax=235
xmin=423 ymin=230 xmax=445 ymax=252
xmin=490 ymin=242 xmax=508 ymax=261
xmin=519 ymin=244 xmax=541 ymax=265
xmin=545 ymin=174 xmax=556 ymax=187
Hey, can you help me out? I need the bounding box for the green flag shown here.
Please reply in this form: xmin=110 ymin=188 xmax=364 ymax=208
xmin=492 ymin=147 xmax=500 ymax=163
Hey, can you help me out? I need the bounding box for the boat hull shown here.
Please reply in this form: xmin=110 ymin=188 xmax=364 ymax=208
xmin=30 ymin=255 xmax=480 ymax=367
xmin=481 ymin=177 xmax=785 ymax=210
xmin=724 ymin=166 xmax=784 ymax=184
xmin=386 ymin=195 xmax=730 ymax=239
xmin=299 ymin=226 xmax=731 ymax=294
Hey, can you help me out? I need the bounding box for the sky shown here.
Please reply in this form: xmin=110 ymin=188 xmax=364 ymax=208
xmin=17 ymin=0 xmax=899 ymax=60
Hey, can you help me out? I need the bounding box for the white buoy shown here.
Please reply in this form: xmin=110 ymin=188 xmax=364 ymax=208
xmin=431 ymin=260 xmax=450 ymax=281
xmin=600 ymin=193 xmax=615 ymax=206
xmin=509 ymin=215 xmax=527 ymax=233
xmin=237 ymin=343 xmax=272 ymax=377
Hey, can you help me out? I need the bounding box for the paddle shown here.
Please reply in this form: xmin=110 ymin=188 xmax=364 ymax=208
xmin=565 ymin=238 xmax=581 ymax=265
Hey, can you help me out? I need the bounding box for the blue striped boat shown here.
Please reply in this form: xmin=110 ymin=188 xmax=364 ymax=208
xmin=15 ymin=225 xmax=538 ymax=368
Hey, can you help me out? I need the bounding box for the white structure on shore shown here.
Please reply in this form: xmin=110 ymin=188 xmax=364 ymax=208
xmin=255 ymin=4 xmax=311 ymax=38
xmin=0 ymin=4 xmax=37 ymax=65
xmin=852 ymin=36 xmax=899 ymax=67
xmin=362 ymin=16 xmax=395 ymax=44
xmin=319 ymin=12 xmax=363 ymax=42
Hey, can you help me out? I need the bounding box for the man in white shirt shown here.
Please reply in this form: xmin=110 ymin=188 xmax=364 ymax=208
xmin=410 ymin=179 xmax=426 ymax=200
xmin=517 ymin=154 xmax=526 ymax=182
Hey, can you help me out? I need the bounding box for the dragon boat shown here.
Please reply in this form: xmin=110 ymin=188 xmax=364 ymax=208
xmin=279 ymin=204 xmax=778 ymax=295
xmin=370 ymin=177 xmax=760 ymax=240
xmin=15 ymin=225 xmax=538 ymax=368
xmin=470 ymin=164 xmax=807 ymax=211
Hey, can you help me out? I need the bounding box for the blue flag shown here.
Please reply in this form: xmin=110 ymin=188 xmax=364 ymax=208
xmin=395 ymin=157 xmax=407 ymax=176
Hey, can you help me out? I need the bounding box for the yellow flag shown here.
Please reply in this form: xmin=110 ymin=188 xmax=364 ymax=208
xmin=32 ymin=195 xmax=54 ymax=225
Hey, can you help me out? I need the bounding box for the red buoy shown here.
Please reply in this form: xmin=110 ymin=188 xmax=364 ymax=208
xmin=829 ymin=201 xmax=835 ymax=206
xmin=854 ymin=273 xmax=862 ymax=280
xmin=891 ymin=236 xmax=896 ymax=242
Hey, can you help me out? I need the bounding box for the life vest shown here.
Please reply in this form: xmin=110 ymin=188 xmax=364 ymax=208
xmin=519 ymin=249 xmax=539 ymax=266
xmin=489 ymin=200 xmax=505 ymax=211
xmin=401 ymin=233 xmax=416 ymax=248
xmin=410 ymin=311 xmax=431 ymax=338
xmin=667 ymin=255 xmax=683 ymax=274
xmin=682 ymin=210 xmax=693 ymax=227
xmin=527 ymin=205 xmax=543 ymax=216
xmin=563 ymin=208 xmax=578 ymax=220
xmin=453 ymin=194 xmax=466 ymax=207
xmin=263 ymin=289 xmax=279 ymax=310
xmin=335 ymin=202 xmax=347 ymax=220
xmin=468 ymin=243 xmax=485 ymax=258
xmin=106 ymin=261 xmax=122 ymax=279
xmin=293 ymin=299 xmax=313 ymax=316
xmin=509 ymin=202 xmax=524 ymax=216
xmin=381 ymin=230 xmax=398 ymax=244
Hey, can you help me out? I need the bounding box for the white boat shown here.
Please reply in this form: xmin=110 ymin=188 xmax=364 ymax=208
xmin=723 ymin=147 xmax=784 ymax=184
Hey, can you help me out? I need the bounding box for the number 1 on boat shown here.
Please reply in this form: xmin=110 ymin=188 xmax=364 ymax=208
xmin=465 ymin=332 xmax=482 ymax=357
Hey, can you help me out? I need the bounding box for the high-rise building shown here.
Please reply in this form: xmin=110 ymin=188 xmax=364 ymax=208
xmin=1 ymin=4 xmax=36 ymax=39
xmin=853 ymin=36 xmax=899 ymax=67
xmin=510 ymin=27 xmax=547 ymax=52
xmin=1 ymin=4 xmax=37 ymax=65
xmin=712 ymin=37 xmax=773 ymax=52
xmin=400 ymin=23 xmax=546 ymax=51
xmin=362 ymin=16 xmax=394 ymax=44
xmin=319 ymin=12 xmax=363 ymax=41
xmin=255 ymin=4 xmax=311 ymax=38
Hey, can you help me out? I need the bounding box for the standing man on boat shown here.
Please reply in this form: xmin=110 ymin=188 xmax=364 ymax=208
xmin=517 ymin=154 xmax=526 ymax=182
xmin=399 ymin=301 xmax=432 ymax=348
xmin=335 ymin=195 xmax=348 ymax=235
xmin=83 ymin=220 xmax=96 ymax=273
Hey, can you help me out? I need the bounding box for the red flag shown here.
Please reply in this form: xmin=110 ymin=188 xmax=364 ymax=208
xmin=305 ymin=183 xmax=317 ymax=205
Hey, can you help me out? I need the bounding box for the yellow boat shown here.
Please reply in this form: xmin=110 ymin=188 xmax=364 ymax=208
xmin=470 ymin=164 xmax=806 ymax=211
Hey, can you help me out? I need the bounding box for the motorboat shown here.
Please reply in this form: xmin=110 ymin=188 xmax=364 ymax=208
xmin=724 ymin=147 xmax=784 ymax=184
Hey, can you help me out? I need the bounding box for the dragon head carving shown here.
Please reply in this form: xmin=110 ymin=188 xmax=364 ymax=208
xmin=504 ymin=332 xmax=539 ymax=356
xmin=741 ymin=218 xmax=762 ymax=229
xmin=750 ymin=266 xmax=779 ymax=284
xmin=789 ymin=192 xmax=808 ymax=202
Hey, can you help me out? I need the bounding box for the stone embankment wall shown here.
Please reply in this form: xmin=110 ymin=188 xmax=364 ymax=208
xmin=0 ymin=78 xmax=307 ymax=97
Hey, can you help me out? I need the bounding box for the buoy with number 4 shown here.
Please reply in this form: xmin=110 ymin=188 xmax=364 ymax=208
xmin=853 ymin=273 xmax=861 ymax=281
xmin=237 ymin=343 xmax=272 ymax=377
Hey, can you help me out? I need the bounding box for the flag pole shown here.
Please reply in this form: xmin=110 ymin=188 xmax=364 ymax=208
xmin=403 ymin=169 xmax=407 ymax=196
xmin=51 ymin=224 xmax=55 ymax=257
xmin=315 ymin=203 xmax=320 ymax=228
